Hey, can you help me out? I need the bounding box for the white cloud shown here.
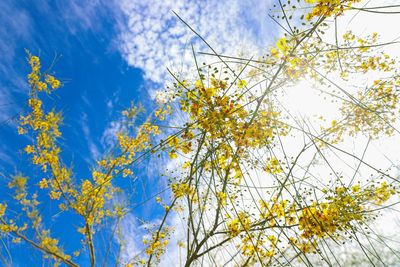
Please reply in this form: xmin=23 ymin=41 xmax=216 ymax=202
xmin=117 ymin=0 xmax=275 ymax=85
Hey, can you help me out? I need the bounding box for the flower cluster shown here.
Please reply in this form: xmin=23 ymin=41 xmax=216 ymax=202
xmin=304 ymin=0 xmax=362 ymax=20
xmin=226 ymin=212 xmax=252 ymax=238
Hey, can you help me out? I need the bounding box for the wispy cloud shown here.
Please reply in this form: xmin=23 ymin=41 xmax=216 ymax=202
xmin=0 ymin=1 xmax=34 ymax=165
xmin=57 ymin=0 xmax=123 ymax=35
xmin=0 ymin=1 xmax=32 ymax=73
xmin=80 ymin=112 xmax=101 ymax=162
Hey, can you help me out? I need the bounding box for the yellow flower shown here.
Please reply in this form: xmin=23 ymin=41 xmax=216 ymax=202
xmin=217 ymin=191 xmax=227 ymax=206
xmin=264 ymin=157 xmax=282 ymax=174
xmin=45 ymin=75 xmax=61 ymax=89
xmin=351 ymin=184 xmax=360 ymax=193
xmin=0 ymin=204 xmax=6 ymax=217
xmin=237 ymin=79 xmax=247 ymax=89
xmin=171 ymin=183 xmax=194 ymax=198
xmin=39 ymin=178 xmax=48 ymax=189
xmin=276 ymin=38 xmax=289 ymax=54
xmin=168 ymin=151 xmax=178 ymax=159
xmin=37 ymin=81 xmax=48 ymax=92
xmin=24 ymin=145 xmax=35 ymax=154
xmin=8 ymin=176 xmax=27 ymax=189
xmin=29 ymin=56 xmax=40 ymax=67
xmin=17 ymin=126 xmax=26 ymax=135
xmin=50 ymin=190 xmax=61 ymax=200
xmin=270 ymin=47 xmax=279 ymax=58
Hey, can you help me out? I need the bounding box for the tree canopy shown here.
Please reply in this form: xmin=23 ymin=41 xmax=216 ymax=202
xmin=1 ymin=0 xmax=400 ymax=266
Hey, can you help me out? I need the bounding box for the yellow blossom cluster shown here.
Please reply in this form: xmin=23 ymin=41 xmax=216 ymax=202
xmin=19 ymin=55 xmax=78 ymax=210
xmin=82 ymin=120 xmax=162 ymax=227
xmin=2 ymin=173 xmax=71 ymax=265
xmin=269 ymin=30 xmax=400 ymax=142
xmin=0 ymin=204 xmax=6 ymax=218
xmin=140 ymin=226 xmax=172 ymax=265
xmin=226 ymin=180 xmax=397 ymax=258
xmin=217 ymin=191 xmax=227 ymax=206
xmin=8 ymin=175 xmax=43 ymax=229
xmin=304 ymin=0 xmax=362 ymax=20
xmin=322 ymin=77 xmax=400 ymax=143
xmin=259 ymin=199 xmax=297 ymax=226
xmin=72 ymin=119 xmax=162 ymax=227
xmin=337 ymin=78 xmax=400 ymax=139
xmin=270 ymin=37 xmax=312 ymax=79
xmin=179 ymin=75 xmax=288 ymax=150
xmin=298 ymin=182 xmax=395 ymax=245
xmin=154 ymin=104 xmax=172 ymax=121
xmin=40 ymin=230 xmax=72 ymax=264
xmin=27 ymin=54 xmax=61 ymax=92
xmin=240 ymin=234 xmax=276 ymax=260
xmin=166 ymin=134 xmax=192 ymax=159
xmin=226 ymin=212 xmax=251 ymax=238
xmin=171 ymin=183 xmax=195 ymax=198
xmin=264 ymin=157 xmax=283 ymax=174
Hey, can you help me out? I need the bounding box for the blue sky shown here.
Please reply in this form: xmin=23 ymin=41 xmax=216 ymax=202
xmin=0 ymin=1 xmax=148 ymax=265
xmin=0 ymin=0 xmax=279 ymax=265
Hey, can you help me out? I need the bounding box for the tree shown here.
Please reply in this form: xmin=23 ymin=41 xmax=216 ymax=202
xmin=1 ymin=0 xmax=400 ymax=266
